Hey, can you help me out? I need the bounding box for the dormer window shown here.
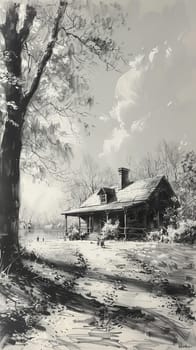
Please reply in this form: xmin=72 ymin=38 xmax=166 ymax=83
xmin=100 ymin=193 xmax=107 ymax=204
xmin=97 ymin=187 xmax=116 ymax=205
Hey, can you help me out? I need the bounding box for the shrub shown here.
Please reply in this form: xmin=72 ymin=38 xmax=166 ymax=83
xmin=147 ymin=220 xmax=196 ymax=244
xmin=147 ymin=229 xmax=174 ymax=243
xmin=174 ymin=220 xmax=196 ymax=244
xmin=68 ymin=225 xmax=80 ymax=240
xmin=101 ymin=219 xmax=120 ymax=240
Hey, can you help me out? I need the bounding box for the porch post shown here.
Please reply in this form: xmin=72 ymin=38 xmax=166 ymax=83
xmin=65 ymin=215 xmax=68 ymax=236
xmin=157 ymin=210 xmax=160 ymax=228
xmin=86 ymin=216 xmax=88 ymax=233
xmin=124 ymin=208 xmax=127 ymax=240
xmin=91 ymin=215 xmax=94 ymax=232
xmin=106 ymin=211 xmax=109 ymax=222
xmin=78 ymin=216 xmax=81 ymax=235
xmin=144 ymin=204 xmax=147 ymax=228
xmin=88 ymin=216 xmax=91 ymax=233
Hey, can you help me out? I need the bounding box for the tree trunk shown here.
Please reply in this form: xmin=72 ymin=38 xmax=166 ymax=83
xmin=0 ymin=1 xmax=66 ymax=271
xmin=0 ymin=72 xmax=26 ymax=271
xmin=0 ymin=3 xmax=24 ymax=271
xmin=0 ymin=107 xmax=25 ymax=271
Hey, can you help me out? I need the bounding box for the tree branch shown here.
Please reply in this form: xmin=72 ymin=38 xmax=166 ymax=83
xmin=23 ymin=1 xmax=67 ymax=105
xmin=1 ymin=3 xmax=19 ymax=38
xmin=61 ymin=28 xmax=121 ymax=72
xmin=19 ymin=5 xmax=37 ymax=44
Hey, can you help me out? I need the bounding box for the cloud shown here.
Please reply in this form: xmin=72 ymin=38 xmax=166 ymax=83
xmin=110 ymin=99 xmax=133 ymax=123
xmin=99 ymin=115 xmax=109 ymax=122
xmin=131 ymin=119 xmax=145 ymax=132
xmin=129 ymin=54 xmax=145 ymax=69
xmin=115 ymin=64 xmax=143 ymax=105
xmin=99 ymin=125 xmax=129 ymax=157
xmin=85 ymin=0 xmax=196 ymax=169
xmin=109 ymin=55 xmax=146 ymax=126
xmin=165 ymin=46 xmax=172 ymax=58
xmin=149 ymin=46 xmax=159 ymax=63
xmin=130 ymin=113 xmax=151 ymax=133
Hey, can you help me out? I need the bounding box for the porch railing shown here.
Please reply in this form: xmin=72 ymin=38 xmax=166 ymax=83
xmin=118 ymin=226 xmax=147 ymax=238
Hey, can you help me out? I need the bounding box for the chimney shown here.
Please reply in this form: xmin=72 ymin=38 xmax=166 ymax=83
xmin=118 ymin=167 xmax=130 ymax=189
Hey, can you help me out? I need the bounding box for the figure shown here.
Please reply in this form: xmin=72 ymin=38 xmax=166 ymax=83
xmin=28 ymin=221 xmax=32 ymax=232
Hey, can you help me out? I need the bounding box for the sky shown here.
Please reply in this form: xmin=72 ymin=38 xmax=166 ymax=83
xmin=76 ymin=0 xmax=196 ymax=169
xmin=21 ymin=0 xmax=196 ymax=221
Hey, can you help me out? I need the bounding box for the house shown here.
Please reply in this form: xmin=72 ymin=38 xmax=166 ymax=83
xmin=62 ymin=167 xmax=179 ymax=239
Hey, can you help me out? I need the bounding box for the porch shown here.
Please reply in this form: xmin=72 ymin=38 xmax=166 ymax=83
xmin=63 ymin=203 xmax=162 ymax=240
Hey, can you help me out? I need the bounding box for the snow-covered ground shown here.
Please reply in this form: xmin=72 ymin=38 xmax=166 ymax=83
xmin=15 ymin=238 xmax=196 ymax=349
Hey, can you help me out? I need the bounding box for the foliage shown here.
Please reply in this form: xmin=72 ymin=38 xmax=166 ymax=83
xmin=127 ymin=143 xmax=196 ymax=224
xmin=177 ymin=151 xmax=196 ymax=221
xmin=174 ymin=220 xmax=196 ymax=244
xmin=147 ymin=220 xmax=196 ymax=244
xmin=67 ymin=224 xmax=80 ymax=240
xmin=0 ymin=1 xmax=126 ymax=180
xmin=147 ymin=229 xmax=175 ymax=243
xmin=67 ymin=223 xmax=82 ymax=240
xmin=101 ymin=219 xmax=119 ymax=240
xmin=163 ymin=206 xmax=179 ymax=229
xmin=0 ymin=1 xmax=127 ymax=267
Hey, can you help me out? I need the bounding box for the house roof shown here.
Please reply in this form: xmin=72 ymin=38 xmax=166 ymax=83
xmin=63 ymin=200 xmax=143 ymax=216
xmin=97 ymin=187 xmax=115 ymax=195
xmin=63 ymin=175 xmax=170 ymax=216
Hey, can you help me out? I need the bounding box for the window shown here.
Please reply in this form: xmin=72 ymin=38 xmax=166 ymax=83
xmin=159 ymin=191 xmax=168 ymax=201
xmin=100 ymin=193 xmax=107 ymax=204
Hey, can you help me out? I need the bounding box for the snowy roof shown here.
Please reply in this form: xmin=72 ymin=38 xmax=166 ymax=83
xmin=63 ymin=200 xmax=141 ymax=216
xmin=97 ymin=187 xmax=115 ymax=195
xmin=63 ymin=175 xmax=170 ymax=216
xmin=81 ymin=176 xmax=164 ymax=207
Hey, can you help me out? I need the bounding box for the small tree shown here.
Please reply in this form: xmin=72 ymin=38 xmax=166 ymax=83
xmin=157 ymin=140 xmax=183 ymax=183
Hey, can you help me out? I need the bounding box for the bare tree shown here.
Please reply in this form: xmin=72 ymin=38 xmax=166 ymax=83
xmin=68 ymin=155 xmax=117 ymax=207
xmin=157 ymin=140 xmax=183 ymax=182
xmin=126 ymin=140 xmax=184 ymax=184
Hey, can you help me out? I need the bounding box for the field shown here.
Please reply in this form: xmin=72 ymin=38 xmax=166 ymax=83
xmin=1 ymin=235 xmax=196 ymax=349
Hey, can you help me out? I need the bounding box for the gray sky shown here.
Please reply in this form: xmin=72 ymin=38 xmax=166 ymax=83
xmin=75 ymin=0 xmax=196 ymax=169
